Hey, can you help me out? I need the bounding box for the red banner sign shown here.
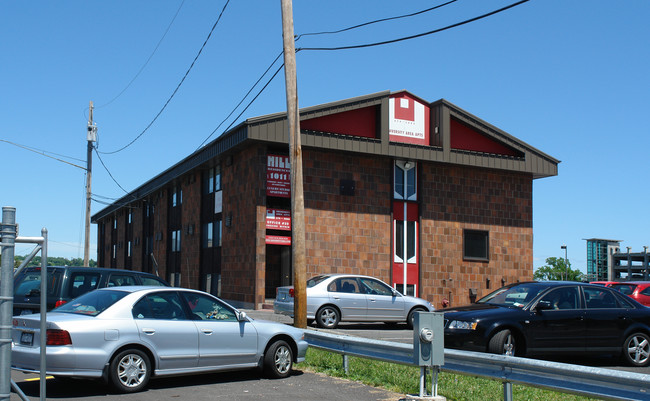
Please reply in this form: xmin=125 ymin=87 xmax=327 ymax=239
xmin=266 ymin=235 xmax=291 ymax=246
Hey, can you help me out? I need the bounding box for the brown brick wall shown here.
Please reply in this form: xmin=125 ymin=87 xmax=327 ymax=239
xmin=420 ymin=164 xmax=533 ymax=308
xmin=221 ymin=144 xmax=267 ymax=306
xmin=180 ymin=173 xmax=201 ymax=289
xmin=303 ymin=149 xmax=393 ymax=283
xmin=131 ymin=204 xmax=143 ymax=269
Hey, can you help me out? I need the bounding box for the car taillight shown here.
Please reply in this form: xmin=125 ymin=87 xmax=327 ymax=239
xmin=46 ymin=329 xmax=72 ymax=346
xmin=289 ymin=288 xmax=294 ymax=298
xmin=54 ymin=300 xmax=67 ymax=308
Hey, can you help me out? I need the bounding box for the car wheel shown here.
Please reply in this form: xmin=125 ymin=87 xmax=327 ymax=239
xmin=407 ymin=307 xmax=426 ymax=329
xmin=316 ymin=306 xmax=340 ymax=329
xmin=488 ymin=329 xmax=516 ymax=356
xmin=109 ymin=349 xmax=151 ymax=393
xmin=622 ymin=332 xmax=650 ymax=367
xmin=264 ymin=340 xmax=293 ymax=379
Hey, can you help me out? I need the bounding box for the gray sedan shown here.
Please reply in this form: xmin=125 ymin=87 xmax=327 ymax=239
xmin=12 ymin=287 xmax=308 ymax=393
xmin=274 ymin=274 xmax=434 ymax=329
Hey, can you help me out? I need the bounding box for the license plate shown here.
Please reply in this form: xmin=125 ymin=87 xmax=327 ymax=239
xmin=20 ymin=331 xmax=34 ymax=346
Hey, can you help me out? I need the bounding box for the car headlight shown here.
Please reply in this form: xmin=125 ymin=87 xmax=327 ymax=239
xmin=447 ymin=320 xmax=478 ymax=330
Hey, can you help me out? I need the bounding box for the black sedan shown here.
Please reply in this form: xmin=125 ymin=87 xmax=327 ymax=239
xmin=443 ymin=281 xmax=650 ymax=367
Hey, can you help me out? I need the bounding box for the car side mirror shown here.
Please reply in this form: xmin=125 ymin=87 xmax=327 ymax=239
xmin=535 ymin=300 xmax=553 ymax=311
xmin=236 ymin=311 xmax=248 ymax=322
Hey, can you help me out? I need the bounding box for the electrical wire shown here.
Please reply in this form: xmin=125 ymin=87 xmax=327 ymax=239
xmin=196 ymin=51 xmax=285 ymax=149
xmin=295 ymin=0 xmax=458 ymax=40
xmin=297 ymin=0 xmax=530 ymax=52
xmin=99 ymin=0 xmax=231 ymax=155
xmin=93 ymin=147 xmax=131 ymax=195
xmin=95 ymin=0 xmax=187 ymax=110
xmin=0 ymin=138 xmax=86 ymax=170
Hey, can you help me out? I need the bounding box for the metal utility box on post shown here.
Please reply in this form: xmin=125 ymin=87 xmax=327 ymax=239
xmin=411 ymin=311 xmax=445 ymax=400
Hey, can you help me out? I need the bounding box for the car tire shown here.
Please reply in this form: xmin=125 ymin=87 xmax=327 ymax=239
xmin=264 ymin=340 xmax=293 ymax=379
xmin=407 ymin=307 xmax=426 ymax=329
xmin=488 ymin=329 xmax=516 ymax=356
xmin=307 ymin=319 xmax=314 ymax=327
xmin=316 ymin=306 xmax=340 ymax=329
xmin=622 ymin=332 xmax=650 ymax=367
xmin=109 ymin=349 xmax=151 ymax=393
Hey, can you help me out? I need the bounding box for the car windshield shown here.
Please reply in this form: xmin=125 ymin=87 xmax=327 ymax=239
xmin=477 ymin=283 xmax=547 ymax=308
xmin=54 ymin=290 xmax=129 ymax=316
xmin=307 ymin=275 xmax=330 ymax=288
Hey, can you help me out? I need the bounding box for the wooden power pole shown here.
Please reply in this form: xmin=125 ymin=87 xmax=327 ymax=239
xmin=84 ymin=101 xmax=97 ymax=267
xmin=281 ymin=0 xmax=306 ymax=328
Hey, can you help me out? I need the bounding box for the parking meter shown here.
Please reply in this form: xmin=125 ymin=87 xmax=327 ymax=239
xmin=413 ymin=311 xmax=444 ymax=366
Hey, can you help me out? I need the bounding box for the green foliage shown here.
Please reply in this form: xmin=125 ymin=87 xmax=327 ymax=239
xmin=299 ymin=348 xmax=596 ymax=400
xmin=534 ymin=256 xmax=583 ymax=281
xmin=13 ymin=255 xmax=96 ymax=268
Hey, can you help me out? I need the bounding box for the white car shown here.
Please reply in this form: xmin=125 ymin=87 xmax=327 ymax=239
xmin=274 ymin=274 xmax=434 ymax=329
xmin=12 ymin=287 xmax=308 ymax=393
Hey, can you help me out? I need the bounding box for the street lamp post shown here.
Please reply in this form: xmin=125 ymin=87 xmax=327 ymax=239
xmin=561 ymin=245 xmax=568 ymax=280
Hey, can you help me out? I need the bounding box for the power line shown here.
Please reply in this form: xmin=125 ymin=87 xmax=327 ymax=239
xmin=297 ymin=0 xmax=530 ymax=52
xmin=95 ymin=0 xmax=187 ymax=110
xmin=295 ymin=0 xmax=458 ymax=40
xmin=99 ymin=0 xmax=231 ymax=155
xmin=0 ymin=138 xmax=86 ymax=170
xmin=196 ymin=51 xmax=285 ymax=149
xmin=93 ymin=146 xmax=131 ymax=195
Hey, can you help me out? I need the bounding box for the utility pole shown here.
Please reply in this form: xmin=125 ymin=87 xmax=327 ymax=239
xmin=281 ymin=0 xmax=306 ymax=328
xmin=84 ymin=101 xmax=97 ymax=267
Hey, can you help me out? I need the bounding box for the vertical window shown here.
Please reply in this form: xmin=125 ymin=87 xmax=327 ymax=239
xmin=203 ymin=222 xmax=213 ymax=248
xmin=204 ymin=166 xmax=222 ymax=195
xmin=128 ymin=210 xmax=132 ymax=224
xmin=394 ymin=161 xmax=416 ymax=200
xmin=171 ymin=230 xmax=181 ymax=252
xmin=203 ymin=220 xmax=222 ymax=248
xmin=172 ymin=187 xmax=182 ymax=207
xmin=127 ymin=241 xmax=132 ymax=257
xmin=113 ymin=218 xmax=117 ymax=230
xmin=463 ymin=230 xmax=489 ymax=261
xmin=395 ymin=220 xmax=416 ymax=263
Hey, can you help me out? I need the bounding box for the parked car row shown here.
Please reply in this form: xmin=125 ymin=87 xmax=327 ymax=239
xmin=11 ymin=268 xmax=650 ymax=396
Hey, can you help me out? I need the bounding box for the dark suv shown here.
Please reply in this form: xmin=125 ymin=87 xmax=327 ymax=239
xmin=13 ymin=266 xmax=169 ymax=316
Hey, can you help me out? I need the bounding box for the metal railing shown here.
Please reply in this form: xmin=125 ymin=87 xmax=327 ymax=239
xmin=304 ymin=330 xmax=650 ymax=401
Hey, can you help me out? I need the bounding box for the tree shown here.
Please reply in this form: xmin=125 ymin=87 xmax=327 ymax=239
xmin=14 ymin=255 xmax=96 ymax=268
xmin=534 ymin=256 xmax=583 ymax=281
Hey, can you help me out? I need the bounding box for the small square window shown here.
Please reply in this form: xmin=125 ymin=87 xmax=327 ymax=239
xmin=464 ymin=230 xmax=489 ymax=261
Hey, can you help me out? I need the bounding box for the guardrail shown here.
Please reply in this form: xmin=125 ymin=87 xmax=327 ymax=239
xmin=304 ymin=330 xmax=650 ymax=401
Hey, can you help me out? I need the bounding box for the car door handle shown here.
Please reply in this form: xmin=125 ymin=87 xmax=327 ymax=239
xmin=332 ymin=296 xmax=340 ymax=300
xmin=201 ymin=329 xmax=213 ymax=335
xmin=368 ymin=298 xmax=376 ymax=302
xmin=142 ymin=328 xmax=155 ymax=335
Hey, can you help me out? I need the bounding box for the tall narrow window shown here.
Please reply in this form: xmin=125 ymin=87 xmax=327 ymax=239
xmin=394 ymin=161 xmax=417 ymax=200
xmin=171 ymin=230 xmax=181 ymax=252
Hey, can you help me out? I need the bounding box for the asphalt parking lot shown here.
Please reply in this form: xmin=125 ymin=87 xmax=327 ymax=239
xmin=10 ymin=308 xmax=408 ymax=401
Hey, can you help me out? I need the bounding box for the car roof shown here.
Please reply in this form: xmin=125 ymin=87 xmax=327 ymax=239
xmin=94 ymin=286 xmax=200 ymax=294
xmin=23 ymin=266 xmax=160 ymax=276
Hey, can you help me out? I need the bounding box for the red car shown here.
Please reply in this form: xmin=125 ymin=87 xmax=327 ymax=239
xmin=609 ymin=282 xmax=650 ymax=307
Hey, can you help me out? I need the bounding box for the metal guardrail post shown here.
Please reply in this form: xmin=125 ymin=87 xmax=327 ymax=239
xmin=0 ymin=207 xmax=17 ymax=401
xmin=503 ymin=381 xmax=513 ymax=401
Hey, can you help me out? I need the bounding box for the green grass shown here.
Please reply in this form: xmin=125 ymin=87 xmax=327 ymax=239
xmin=297 ymin=348 xmax=598 ymax=401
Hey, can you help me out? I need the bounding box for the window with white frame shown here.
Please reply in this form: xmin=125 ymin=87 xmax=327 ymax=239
xmin=394 ymin=161 xmax=417 ymax=200
xmin=394 ymin=220 xmax=417 ymax=264
xmin=172 ymin=186 xmax=182 ymax=207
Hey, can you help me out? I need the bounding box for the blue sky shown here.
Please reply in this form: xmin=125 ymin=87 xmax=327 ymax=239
xmin=1 ymin=1 xmax=648 ymax=272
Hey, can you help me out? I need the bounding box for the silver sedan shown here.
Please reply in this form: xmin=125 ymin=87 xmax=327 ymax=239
xmin=274 ymin=274 xmax=434 ymax=329
xmin=12 ymin=287 xmax=308 ymax=393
